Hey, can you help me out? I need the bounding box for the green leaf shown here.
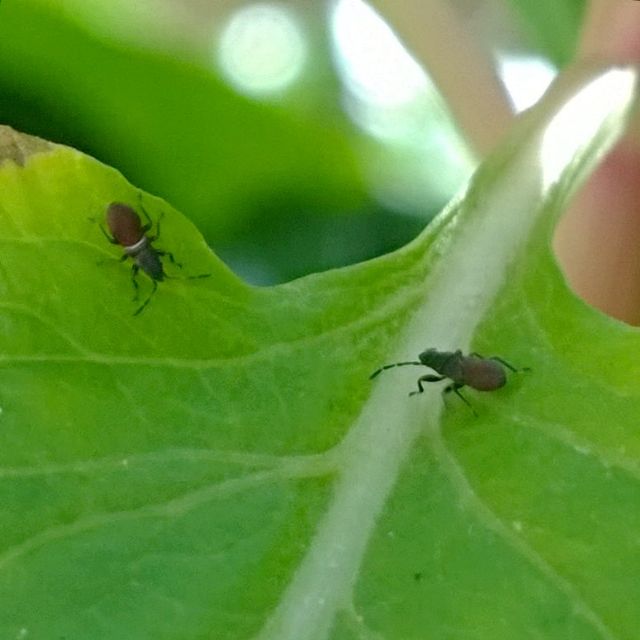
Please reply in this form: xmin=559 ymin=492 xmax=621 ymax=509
xmin=0 ymin=65 xmax=638 ymax=639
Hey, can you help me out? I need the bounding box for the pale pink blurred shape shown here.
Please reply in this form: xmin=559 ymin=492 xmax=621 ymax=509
xmin=554 ymin=0 xmax=640 ymax=323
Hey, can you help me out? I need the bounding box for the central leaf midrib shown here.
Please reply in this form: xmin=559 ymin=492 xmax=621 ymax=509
xmin=251 ymin=69 xmax=636 ymax=640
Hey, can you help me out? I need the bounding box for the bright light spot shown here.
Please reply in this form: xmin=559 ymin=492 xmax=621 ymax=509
xmin=498 ymin=53 xmax=556 ymax=112
xmin=216 ymin=3 xmax=307 ymax=97
xmin=329 ymin=0 xmax=475 ymax=211
xmin=541 ymin=68 xmax=637 ymax=189
xmin=342 ymin=94 xmax=425 ymax=142
xmin=330 ymin=0 xmax=428 ymax=107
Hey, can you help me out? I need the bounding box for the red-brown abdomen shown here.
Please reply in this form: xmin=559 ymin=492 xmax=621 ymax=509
xmin=106 ymin=202 xmax=144 ymax=247
xmin=464 ymin=359 xmax=506 ymax=391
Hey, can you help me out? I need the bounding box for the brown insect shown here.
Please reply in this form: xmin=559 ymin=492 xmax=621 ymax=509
xmin=370 ymin=348 xmax=528 ymax=414
xmin=100 ymin=200 xmax=208 ymax=315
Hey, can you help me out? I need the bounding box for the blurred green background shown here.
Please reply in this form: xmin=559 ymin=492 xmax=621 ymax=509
xmin=0 ymin=0 xmax=583 ymax=284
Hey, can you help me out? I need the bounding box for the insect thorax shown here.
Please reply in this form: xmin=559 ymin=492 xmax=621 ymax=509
xmin=124 ymin=236 xmax=149 ymax=255
xmin=136 ymin=246 xmax=165 ymax=281
xmin=419 ymin=349 xmax=457 ymax=371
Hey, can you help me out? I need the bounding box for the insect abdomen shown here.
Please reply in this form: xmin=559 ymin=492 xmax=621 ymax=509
xmin=107 ymin=202 xmax=145 ymax=247
xmin=465 ymin=359 xmax=506 ymax=391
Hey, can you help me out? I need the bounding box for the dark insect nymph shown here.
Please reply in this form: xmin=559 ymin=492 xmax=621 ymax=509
xmin=370 ymin=348 xmax=528 ymax=414
xmin=100 ymin=200 xmax=208 ymax=315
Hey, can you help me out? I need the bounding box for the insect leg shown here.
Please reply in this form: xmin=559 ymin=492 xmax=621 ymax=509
xmin=95 ymin=253 xmax=123 ymax=267
xmin=130 ymin=264 xmax=140 ymax=301
xmin=369 ymin=361 xmax=422 ymax=380
xmin=134 ymin=279 xmax=158 ymax=316
xmin=445 ymin=383 xmax=477 ymax=416
xmin=136 ymin=193 xmax=153 ymax=231
xmin=408 ymin=374 xmax=446 ymax=396
xmin=156 ymin=249 xmax=183 ymax=269
xmin=489 ymin=356 xmax=518 ymax=371
xmin=137 ymin=193 xmax=164 ymax=237
xmin=471 ymin=353 xmax=530 ymax=373
xmin=145 ymin=211 xmax=164 ymax=242
xmin=163 ymin=268 xmax=211 ymax=282
xmin=98 ymin=223 xmax=118 ymax=245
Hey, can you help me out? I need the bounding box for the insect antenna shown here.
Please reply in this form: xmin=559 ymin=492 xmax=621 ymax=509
xmin=369 ymin=361 xmax=422 ymax=380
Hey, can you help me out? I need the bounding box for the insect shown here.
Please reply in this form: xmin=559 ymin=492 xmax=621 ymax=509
xmin=100 ymin=200 xmax=209 ymax=315
xmin=370 ymin=348 xmax=527 ymax=414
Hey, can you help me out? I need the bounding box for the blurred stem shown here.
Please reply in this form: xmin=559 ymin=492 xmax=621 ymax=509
xmin=554 ymin=0 xmax=640 ymax=324
xmin=370 ymin=0 xmax=515 ymax=156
